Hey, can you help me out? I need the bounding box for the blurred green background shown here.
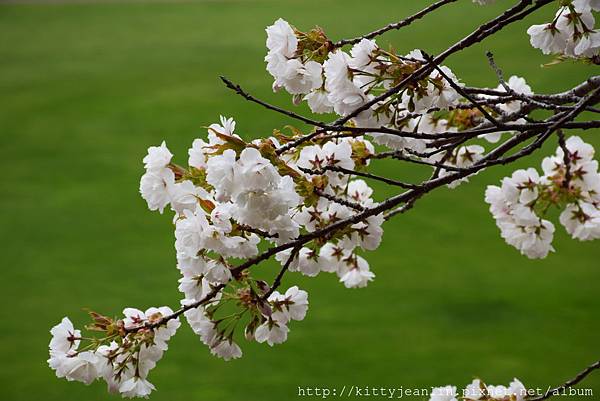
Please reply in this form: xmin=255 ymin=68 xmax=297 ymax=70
xmin=1 ymin=1 xmax=599 ymax=400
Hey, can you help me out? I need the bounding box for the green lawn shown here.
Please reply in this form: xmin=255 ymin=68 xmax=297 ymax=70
xmin=1 ymin=1 xmax=599 ymax=400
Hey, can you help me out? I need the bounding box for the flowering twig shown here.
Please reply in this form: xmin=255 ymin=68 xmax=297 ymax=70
xmin=261 ymin=245 xmax=302 ymax=300
xmin=314 ymin=188 xmax=366 ymax=211
xmin=123 ymin=284 xmax=225 ymax=333
xmin=49 ymin=1 xmax=600 ymax=398
xmin=336 ymin=0 xmax=555 ymax=125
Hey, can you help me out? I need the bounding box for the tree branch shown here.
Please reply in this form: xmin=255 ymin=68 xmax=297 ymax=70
xmin=423 ymin=51 xmax=503 ymax=128
xmin=527 ymin=360 xmax=600 ymax=401
xmin=126 ymin=1 xmax=600 ymax=339
xmin=220 ymin=76 xmax=326 ymax=129
xmin=262 ymin=245 xmax=302 ymax=300
xmin=335 ymin=0 xmax=554 ymax=125
xmin=333 ymin=0 xmax=458 ymax=47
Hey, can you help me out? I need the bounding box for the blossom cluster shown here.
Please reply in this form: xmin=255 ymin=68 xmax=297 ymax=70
xmin=485 ymin=136 xmax=600 ymax=258
xmin=48 ymin=308 xmax=180 ymax=398
xmin=527 ymin=0 xmax=600 ymax=59
xmin=265 ymin=19 xmax=462 ymax=132
xmin=139 ymin=116 xmax=383 ymax=288
xmin=138 ymin=114 xmax=387 ymax=370
xmin=263 ymin=18 xmax=544 ymax=189
xmin=50 ymin=109 xmax=389 ymax=396
xmin=430 ymin=378 xmax=527 ymax=401
xmin=124 ymin=116 xmax=382 ymax=392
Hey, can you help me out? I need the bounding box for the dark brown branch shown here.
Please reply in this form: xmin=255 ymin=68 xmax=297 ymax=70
xmin=527 ymin=360 xmax=600 ymax=401
xmin=276 ymin=129 xmax=325 ymax=155
xmin=333 ymin=0 xmax=458 ymax=47
xmin=124 ymin=283 xmax=226 ymax=333
xmin=557 ymin=130 xmax=572 ymax=187
xmin=300 ymin=165 xmax=418 ymax=189
xmin=423 ymin=51 xmax=503 ymax=128
xmin=222 ymin=71 xmax=600 ymax=153
xmin=314 ymin=188 xmax=365 ymax=211
xmin=384 ymin=195 xmax=420 ymax=220
xmin=238 ymin=224 xmax=278 ymax=238
xmin=262 ymin=245 xmax=302 ymax=300
xmin=370 ymin=151 xmax=466 ymax=172
xmin=464 ymin=75 xmax=600 ymax=102
xmin=475 ymin=87 xmax=600 ymax=168
xmin=486 ymin=51 xmax=510 ymax=92
xmin=220 ymin=76 xmax=326 ymax=129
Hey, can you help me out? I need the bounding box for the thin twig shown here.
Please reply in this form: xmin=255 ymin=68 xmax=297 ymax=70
xmin=333 ymin=0 xmax=458 ymax=47
xmin=370 ymin=151 xmax=466 ymax=172
xmin=124 ymin=284 xmax=226 ymax=333
xmin=300 ymin=165 xmax=418 ymax=189
xmin=423 ymin=51 xmax=503 ymax=128
xmin=314 ymin=188 xmax=365 ymax=211
xmin=527 ymin=360 xmax=600 ymax=401
xmin=486 ymin=51 xmax=510 ymax=92
xmin=557 ymin=130 xmax=572 ymax=188
xmin=220 ymin=76 xmax=326 ymax=129
xmin=262 ymin=246 xmax=302 ymax=300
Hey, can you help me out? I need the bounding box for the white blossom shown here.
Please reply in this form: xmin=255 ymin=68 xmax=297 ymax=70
xmin=49 ymin=317 xmax=80 ymax=355
xmin=485 ymin=184 xmax=556 ymax=259
xmin=236 ymin=147 xmax=281 ymax=193
xmin=188 ymin=138 xmax=208 ymax=169
xmin=438 ymin=145 xmax=485 ymax=189
xmin=204 ymin=259 xmax=232 ymax=284
xmin=464 ymin=379 xmax=484 ymax=400
xmin=254 ymin=318 xmax=289 ymax=346
xmin=268 ymin=286 xmax=309 ymax=323
xmin=175 ymin=205 xmax=211 ymax=259
xmin=560 ymin=202 xmax=600 ymax=240
xmin=169 ymin=180 xmax=205 ymax=215
xmin=211 ymin=339 xmax=243 ymax=361
xmin=265 ymin=18 xmax=297 ymax=58
xmin=208 ymin=115 xmax=237 ymax=143
xmin=339 ymin=254 xmax=375 ymax=288
xmin=318 ymin=242 xmax=350 ymax=274
xmin=206 ymin=149 xmax=238 ymax=201
xmin=304 ymin=89 xmax=334 ymax=113
xmin=527 ymin=24 xmax=568 ymax=55
xmin=59 ymin=351 xmax=100 ymax=385
xmin=574 ymin=0 xmax=600 ymax=11
xmin=140 ymin=168 xmax=175 ymax=213
xmin=348 ymin=38 xmax=378 ymax=70
xmin=119 ymin=377 xmax=155 ymax=399
xmin=323 ymin=50 xmax=371 ymax=117
xmin=143 ymin=141 xmax=172 ymax=171
xmin=347 ymin=180 xmax=374 ymax=207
